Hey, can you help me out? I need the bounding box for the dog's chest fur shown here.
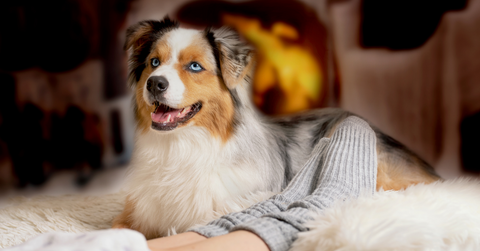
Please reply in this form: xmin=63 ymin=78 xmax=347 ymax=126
xmin=126 ymin=115 xmax=287 ymax=237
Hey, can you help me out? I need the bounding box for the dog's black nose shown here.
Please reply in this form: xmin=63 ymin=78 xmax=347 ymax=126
xmin=147 ymin=76 xmax=169 ymax=94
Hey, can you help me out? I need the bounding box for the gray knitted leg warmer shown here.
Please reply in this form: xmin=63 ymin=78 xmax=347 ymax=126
xmin=231 ymin=116 xmax=377 ymax=251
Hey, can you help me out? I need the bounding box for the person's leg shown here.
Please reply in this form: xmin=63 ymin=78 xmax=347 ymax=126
xmin=150 ymin=231 xmax=269 ymax=251
xmin=147 ymin=232 xmax=207 ymax=250
xmin=228 ymin=116 xmax=378 ymax=251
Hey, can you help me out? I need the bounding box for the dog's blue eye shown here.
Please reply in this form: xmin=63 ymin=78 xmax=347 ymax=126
xmin=151 ymin=58 xmax=160 ymax=67
xmin=189 ymin=62 xmax=203 ymax=72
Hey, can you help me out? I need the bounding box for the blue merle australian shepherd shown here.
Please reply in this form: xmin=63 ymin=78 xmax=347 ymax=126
xmin=112 ymin=17 xmax=440 ymax=239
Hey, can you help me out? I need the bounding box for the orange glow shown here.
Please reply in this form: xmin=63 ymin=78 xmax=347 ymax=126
xmin=222 ymin=14 xmax=323 ymax=114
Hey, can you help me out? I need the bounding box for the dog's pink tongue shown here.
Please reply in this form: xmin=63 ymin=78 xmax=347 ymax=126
xmin=151 ymin=106 xmax=191 ymax=123
xmin=151 ymin=109 xmax=178 ymax=123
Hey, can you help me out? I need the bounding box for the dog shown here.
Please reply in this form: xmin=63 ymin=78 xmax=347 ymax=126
xmin=112 ymin=17 xmax=441 ymax=239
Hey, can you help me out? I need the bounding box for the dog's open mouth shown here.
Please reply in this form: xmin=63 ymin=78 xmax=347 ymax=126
xmin=150 ymin=101 xmax=202 ymax=131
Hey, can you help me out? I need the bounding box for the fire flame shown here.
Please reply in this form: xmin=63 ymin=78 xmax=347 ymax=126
xmin=222 ymin=14 xmax=323 ymax=115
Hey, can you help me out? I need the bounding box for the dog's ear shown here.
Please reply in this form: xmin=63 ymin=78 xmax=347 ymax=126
xmin=125 ymin=17 xmax=178 ymax=86
xmin=205 ymin=27 xmax=254 ymax=90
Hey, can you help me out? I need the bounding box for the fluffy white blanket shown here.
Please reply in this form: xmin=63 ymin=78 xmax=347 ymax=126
xmin=1 ymin=179 xmax=480 ymax=250
xmin=0 ymin=193 xmax=125 ymax=248
xmin=292 ymin=178 xmax=480 ymax=251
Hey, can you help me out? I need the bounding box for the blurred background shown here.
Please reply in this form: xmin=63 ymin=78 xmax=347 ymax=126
xmin=0 ymin=0 xmax=479 ymax=206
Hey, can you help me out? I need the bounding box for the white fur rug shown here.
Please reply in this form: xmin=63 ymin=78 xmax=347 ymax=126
xmin=292 ymin=178 xmax=480 ymax=251
xmin=1 ymin=179 xmax=480 ymax=250
xmin=0 ymin=193 xmax=125 ymax=248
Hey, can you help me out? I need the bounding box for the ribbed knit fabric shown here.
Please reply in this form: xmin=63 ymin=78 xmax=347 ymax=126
xmin=190 ymin=116 xmax=377 ymax=251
